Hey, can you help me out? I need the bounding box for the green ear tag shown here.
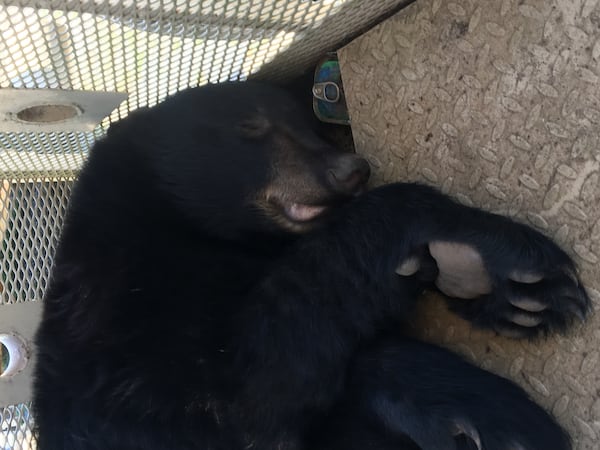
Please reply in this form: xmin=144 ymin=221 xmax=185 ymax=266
xmin=312 ymin=53 xmax=350 ymax=125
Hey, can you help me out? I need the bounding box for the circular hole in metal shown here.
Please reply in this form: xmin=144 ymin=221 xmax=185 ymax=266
xmin=1 ymin=342 xmax=9 ymax=375
xmin=15 ymin=104 xmax=80 ymax=124
xmin=0 ymin=333 xmax=28 ymax=378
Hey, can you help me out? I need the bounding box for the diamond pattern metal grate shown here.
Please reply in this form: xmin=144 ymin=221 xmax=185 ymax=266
xmin=0 ymin=403 xmax=35 ymax=450
xmin=0 ymin=0 xmax=407 ymax=447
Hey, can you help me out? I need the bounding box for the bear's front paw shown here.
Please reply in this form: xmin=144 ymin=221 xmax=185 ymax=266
xmin=396 ymin=224 xmax=590 ymax=338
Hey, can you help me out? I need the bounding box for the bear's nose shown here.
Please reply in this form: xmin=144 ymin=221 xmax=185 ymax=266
xmin=327 ymin=154 xmax=371 ymax=196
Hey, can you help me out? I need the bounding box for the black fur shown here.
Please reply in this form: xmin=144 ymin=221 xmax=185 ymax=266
xmin=34 ymin=81 xmax=589 ymax=450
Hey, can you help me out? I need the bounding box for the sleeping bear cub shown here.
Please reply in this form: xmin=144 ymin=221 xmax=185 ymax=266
xmin=34 ymin=81 xmax=590 ymax=450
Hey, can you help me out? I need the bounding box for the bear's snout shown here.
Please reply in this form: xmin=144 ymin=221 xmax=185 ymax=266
xmin=327 ymin=154 xmax=370 ymax=196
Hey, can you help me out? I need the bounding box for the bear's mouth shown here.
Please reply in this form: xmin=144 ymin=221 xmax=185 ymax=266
xmin=283 ymin=202 xmax=328 ymax=222
xmin=265 ymin=195 xmax=330 ymax=225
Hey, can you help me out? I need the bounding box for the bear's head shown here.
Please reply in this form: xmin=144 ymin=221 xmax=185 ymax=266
xmin=101 ymin=82 xmax=370 ymax=238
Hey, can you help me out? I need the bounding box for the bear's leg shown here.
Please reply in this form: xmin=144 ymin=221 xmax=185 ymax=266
xmin=363 ymin=183 xmax=590 ymax=338
xmin=311 ymin=338 xmax=570 ymax=450
xmin=231 ymin=182 xmax=587 ymax=449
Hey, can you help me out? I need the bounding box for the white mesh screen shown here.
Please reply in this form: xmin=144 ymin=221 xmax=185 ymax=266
xmin=0 ymin=403 xmax=35 ymax=450
xmin=0 ymin=0 xmax=408 ymax=447
xmin=0 ymin=180 xmax=73 ymax=305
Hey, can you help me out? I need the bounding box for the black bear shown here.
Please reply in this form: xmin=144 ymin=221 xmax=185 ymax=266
xmin=33 ymin=81 xmax=590 ymax=450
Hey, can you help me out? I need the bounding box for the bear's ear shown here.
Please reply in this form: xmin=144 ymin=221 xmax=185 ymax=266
xmin=236 ymin=114 xmax=271 ymax=139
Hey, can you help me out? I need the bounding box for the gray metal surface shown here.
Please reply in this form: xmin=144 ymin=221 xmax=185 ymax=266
xmin=339 ymin=1 xmax=600 ymax=448
xmin=0 ymin=89 xmax=127 ymax=132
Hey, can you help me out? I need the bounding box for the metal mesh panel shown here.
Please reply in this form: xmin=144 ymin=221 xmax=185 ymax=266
xmin=0 ymin=0 xmax=407 ymax=167
xmin=0 ymin=180 xmax=73 ymax=305
xmin=0 ymin=0 xmax=409 ymax=447
xmin=0 ymin=403 xmax=35 ymax=450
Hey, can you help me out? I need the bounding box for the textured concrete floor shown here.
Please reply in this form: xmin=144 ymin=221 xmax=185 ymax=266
xmin=338 ymin=0 xmax=600 ymax=448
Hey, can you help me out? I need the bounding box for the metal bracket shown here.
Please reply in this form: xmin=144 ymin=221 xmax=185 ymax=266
xmin=0 ymin=301 xmax=42 ymax=407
